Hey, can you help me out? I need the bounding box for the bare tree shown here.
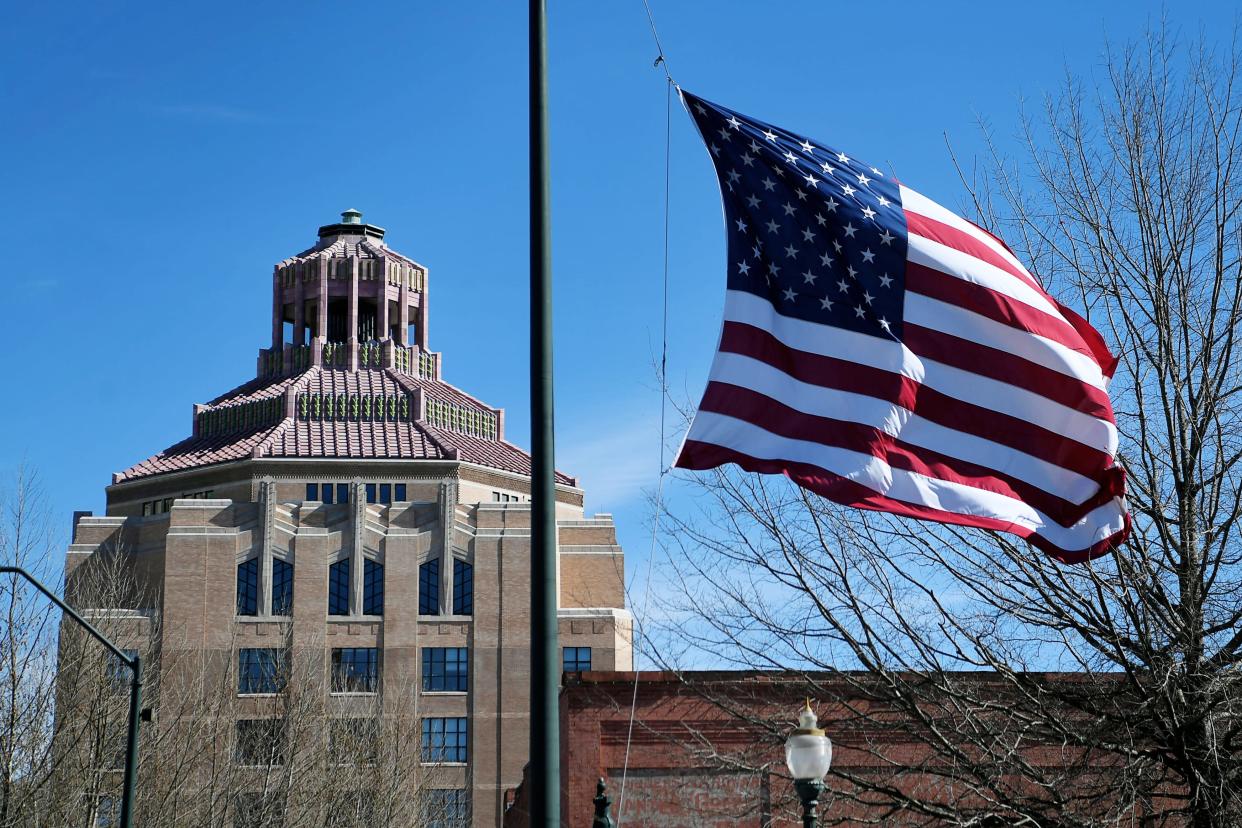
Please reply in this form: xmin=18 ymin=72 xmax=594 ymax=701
xmin=0 ymin=467 xmax=453 ymax=828
xmin=655 ymin=24 xmax=1242 ymax=828
xmin=0 ymin=468 xmax=60 ymax=828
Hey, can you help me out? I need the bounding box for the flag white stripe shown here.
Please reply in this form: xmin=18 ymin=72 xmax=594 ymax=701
xmin=904 ymin=293 xmax=1110 ymax=391
xmin=907 ymin=233 xmax=1062 ymax=318
xmin=899 ymin=185 xmax=1036 ymax=281
xmin=687 ymin=410 xmax=1130 ymax=549
xmin=709 ymin=351 xmax=1101 ymax=502
xmin=723 ymin=291 xmax=1118 ymax=454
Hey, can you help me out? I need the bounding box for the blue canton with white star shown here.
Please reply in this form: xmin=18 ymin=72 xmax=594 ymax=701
xmin=684 ymin=90 xmax=907 ymax=340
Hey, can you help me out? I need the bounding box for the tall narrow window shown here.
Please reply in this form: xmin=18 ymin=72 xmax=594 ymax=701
xmin=237 ymin=558 xmax=259 ymax=616
xmin=305 ymin=483 xmax=318 ymax=501
xmin=321 ymin=483 xmax=334 ymax=505
xmin=394 ymin=483 xmax=407 ymax=501
xmin=421 ymin=717 xmax=467 ymax=763
xmin=331 ymin=648 xmax=379 ymax=693
xmin=363 ymin=559 xmax=384 ymax=616
xmin=452 ymin=559 xmax=473 ymax=616
xmin=379 ymin=483 xmax=391 ymax=504
xmin=336 ymin=483 xmax=349 ymax=504
xmin=365 ymin=483 xmax=377 ymax=504
xmin=328 ymin=559 xmax=350 ymax=616
xmin=271 ymin=558 xmax=293 ymax=616
xmin=419 ymin=558 xmax=440 ymax=616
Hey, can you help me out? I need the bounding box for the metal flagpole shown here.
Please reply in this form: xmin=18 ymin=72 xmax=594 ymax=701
xmin=528 ymin=0 xmax=560 ymax=825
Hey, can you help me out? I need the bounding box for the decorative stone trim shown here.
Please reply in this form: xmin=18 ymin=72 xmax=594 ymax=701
xmin=258 ymin=345 xmax=313 ymax=377
xmin=296 ymin=391 xmax=412 ymax=422
xmin=198 ymin=397 xmax=283 ymax=436
xmin=358 ymin=341 xmax=383 ymax=368
xmin=424 ymin=398 xmax=497 ymax=439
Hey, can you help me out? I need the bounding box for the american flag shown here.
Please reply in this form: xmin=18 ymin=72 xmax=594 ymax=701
xmin=675 ymin=90 xmax=1129 ymax=563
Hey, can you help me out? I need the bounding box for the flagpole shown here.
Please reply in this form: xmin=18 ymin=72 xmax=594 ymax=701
xmin=529 ymin=0 xmax=560 ymax=825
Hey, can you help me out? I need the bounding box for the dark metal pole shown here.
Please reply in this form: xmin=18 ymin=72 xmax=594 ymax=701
xmin=528 ymin=0 xmax=560 ymax=825
xmin=0 ymin=566 xmax=142 ymax=828
xmin=794 ymin=779 xmax=824 ymax=828
xmin=119 ymin=656 xmax=143 ymax=828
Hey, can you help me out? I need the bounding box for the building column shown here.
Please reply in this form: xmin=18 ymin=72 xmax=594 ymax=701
xmin=258 ymin=478 xmax=276 ymax=616
xmin=271 ymin=267 xmax=283 ymax=349
xmin=418 ymin=268 xmax=429 ymax=349
xmin=293 ymin=273 xmax=305 ymax=347
xmin=351 ymin=478 xmax=366 ymax=615
xmin=438 ymin=481 xmax=456 ymax=614
xmin=317 ymin=257 xmax=329 ymax=343
xmin=348 ymin=256 xmax=360 ymax=370
xmin=378 ymin=260 xmax=390 ymax=340
xmin=398 ymin=277 xmax=410 ymax=347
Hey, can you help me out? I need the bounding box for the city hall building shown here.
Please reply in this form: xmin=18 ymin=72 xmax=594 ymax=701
xmin=64 ymin=210 xmax=631 ymax=827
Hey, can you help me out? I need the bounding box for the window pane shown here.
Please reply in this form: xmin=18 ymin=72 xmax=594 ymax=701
xmin=326 ymin=790 xmax=376 ymax=826
xmin=233 ymin=791 xmax=286 ymax=828
xmin=337 ymin=483 xmax=349 ymax=504
xmin=234 ymin=719 xmax=285 ymax=766
xmin=238 ymin=648 xmax=285 ymax=694
xmin=94 ymin=795 xmax=120 ymax=828
xmin=321 ymin=483 xmax=334 ymax=504
xmin=379 ymin=483 xmax=391 ymax=504
xmin=331 ymin=648 xmax=379 ymax=693
xmin=422 ymin=647 xmax=468 ymax=692
xmin=237 ymin=558 xmax=259 ymax=616
xmin=271 ymin=558 xmax=293 ymax=616
xmin=421 ymin=789 xmax=471 ymax=828
xmin=419 ymin=558 xmax=440 ymax=615
xmin=562 ymin=646 xmax=592 ymax=672
xmin=395 ymin=483 xmax=407 ymax=501
xmin=106 ymin=648 xmax=138 ymax=692
xmin=306 ymin=483 xmax=318 ymax=501
xmin=365 ymin=483 xmax=377 ymax=504
xmin=329 ymin=719 xmax=379 ymax=766
xmin=363 ymin=559 xmax=384 ymax=616
xmin=452 ymin=559 xmax=473 ymax=616
xmin=420 ymin=717 xmax=467 ymax=763
xmin=328 ymin=559 xmax=350 ymax=616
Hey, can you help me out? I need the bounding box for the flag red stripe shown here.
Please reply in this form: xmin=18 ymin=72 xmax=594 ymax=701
xmin=902 ymin=324 xmax=1115 ymax=421
xmin=906 ymin=262 xmax=1098 ymax=362
xmin=697 ymin=382 xmax=1123 ymax=523
xmin=675 ymin=439 xmax=1127 ymax=563
xmin=720 ymin=321 xmax=1114 ymax=477
xmin=906 ymin=209 xmax=1045 ymax=296
xmin=1055 ymin=301 xmax=1120 ymax=379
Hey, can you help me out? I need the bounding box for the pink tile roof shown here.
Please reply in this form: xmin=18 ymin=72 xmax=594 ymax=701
xmin=282 ymin=237 xmax=421 ymax=269
xmin=114 ymin=365 xmax=577 ymax=486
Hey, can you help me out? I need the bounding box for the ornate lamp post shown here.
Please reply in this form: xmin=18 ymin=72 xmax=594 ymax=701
xmin=785 ymin=701 xmax=832 ymax=828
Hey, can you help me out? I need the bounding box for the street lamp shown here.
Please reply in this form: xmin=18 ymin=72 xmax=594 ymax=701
xmin=785 ymin=700 xmax=832 ymax=828
xmin=0 ymin=566 xmax=143 ymax=828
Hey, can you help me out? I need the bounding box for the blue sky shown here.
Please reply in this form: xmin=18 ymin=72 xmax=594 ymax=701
xmin=1 ymin=2 xmax=1235 ymax=593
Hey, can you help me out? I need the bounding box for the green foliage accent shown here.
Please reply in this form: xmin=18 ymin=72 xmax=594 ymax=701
xmin=424 ymin=397 xmax=497 ymax=440
xmin=197 ymin=395 xmax=284 ymax=437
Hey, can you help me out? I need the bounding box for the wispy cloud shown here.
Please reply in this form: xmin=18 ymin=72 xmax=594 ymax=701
xmin=157 ymin=103 xmax=264 ymax=123
xmin=559 ymin=403 xmax=666 ymax=514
